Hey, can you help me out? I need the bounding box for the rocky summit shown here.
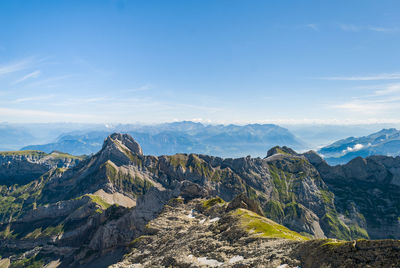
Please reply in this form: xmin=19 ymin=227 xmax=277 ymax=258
xmin=0 ymin=133 xmax=399 ymax=267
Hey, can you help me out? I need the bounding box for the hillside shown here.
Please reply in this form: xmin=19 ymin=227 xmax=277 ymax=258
xmin=0 ymin=133 xmax=398 ymax=267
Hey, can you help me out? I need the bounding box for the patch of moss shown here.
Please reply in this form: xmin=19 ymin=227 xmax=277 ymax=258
xmin=0 ymin=225 xmax=16 ymax=239
xmin=86 ymin=194 xmax=112 ymax=210
xmin=49 ymin=151 xmax=84 ymax=160
xmin=349 ymin=224 xmax=369 ymax=239
xmin=42 ymin=224 xmax=64 ymax=237
xmin=202 ymin=197 xmax=225 ymax=209
xmin=103 ymin=161 xmax=153 ymax=197
xmin=168 ymin=197 xmax=184 ymax=206
xmin=188 ymin=154 xmax=213 ymax=177
xmin=284 ymin=202 xmax=302 ymax=219
xmin=10 ymin=255 xmax=44 ymax=268
xmin=263 ymin=200 xmax=284 ymax=222
xmin=321 ymin=212 xmax=351 ymax=240
xmin=0 ymin=179 xmax=45 ymax=223
xmin=275 ymin=147 xmax=290 ymax=155
xmin=320 ymin=190 xmax=334 ymax=205
xmin=24 ymin=228 xmax=42 ymax=239
xmin=128 ymin=235 xmax=151 ymax=248
xmin=233 ymin=208 xmax=309 ymax=241
xmin=167 ymin=154 xmax=188 ymax=168
xmin=321 ymin=239 xmax=348 ymax=247
xmin=245 ymin=185 xmax=258 ymax=200
xmin=268 ymin=165 xmax=296 ymax=203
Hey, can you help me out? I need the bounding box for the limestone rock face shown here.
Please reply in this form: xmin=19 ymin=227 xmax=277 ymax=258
xmin=226 ymin=193 xmax=264 ymax=216
xmin=0 ymin=151 xmax=81 ymax=185
xmin=103 ymin=133 xmax=143 ymax=156
xmin=304 ymin=151 xmax=400 ymax=240
xmin=0 ymin=133 xmax=399 ymax=267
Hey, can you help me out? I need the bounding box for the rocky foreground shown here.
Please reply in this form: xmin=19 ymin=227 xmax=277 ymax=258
xmin=109 ymin=196 xmax=400 ymax=268
xmin=0 ymin=133 xmax=399 ymax=267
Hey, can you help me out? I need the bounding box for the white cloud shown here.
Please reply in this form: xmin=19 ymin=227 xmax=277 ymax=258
xmin=305 ymin=24 xmax=319 ymax=31
xmin=0 ymin=107 xmax=104 ymax=123
xmin=332 ymin=100 xmax=388 ymax=114
xmin=0 ymin=58 xmax=33 ymax=76
xmin=321 ymin=73 xmax=400 ymax=81
xmin=123 ymin=84 xmax=153 ymax=93
xmin=13 ymin=95 xmax=54 ymax=103
xmin=342 ymin=143 xmax=365 ymax=154
xmin=331 ymin=82 xmax=400 ymax=116
xmin=339 ymin=24 xmax=361 ymax=32
xmin=13 ymin=70 xmax=41 ymax=84
xmin=371 ymin=83 xmax=400 ymax=96
xmin=23 ymin=74 xmax=73 ymax=88
xmin=367 ymin=26 xmax=398 ymax=33
xmin=339 ymin=24 xmax=398 ymax=33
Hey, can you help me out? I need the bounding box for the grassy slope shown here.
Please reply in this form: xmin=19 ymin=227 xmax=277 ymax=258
xmin=233 ymin=208 xmax=309 ymax=241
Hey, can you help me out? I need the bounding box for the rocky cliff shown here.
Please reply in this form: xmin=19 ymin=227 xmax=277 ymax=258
xmin=0 ymin=150 xmax=82 ymax=185
xmin=0 ymin=133 xmax=398 ymax=267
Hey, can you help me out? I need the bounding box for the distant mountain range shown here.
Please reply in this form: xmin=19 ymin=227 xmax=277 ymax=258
xmin=3 ymin=122 xmax=400 ymax=164
xmin=20 ymin=121 xmax=305 ymax=158
xmin=319 ymin=128 xmax=400 ymax=165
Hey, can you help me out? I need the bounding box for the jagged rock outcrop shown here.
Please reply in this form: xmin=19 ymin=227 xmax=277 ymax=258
xmin=0 ymin=151 xmax=82 ymax=185
xmin=226 ymin=193 xmax=265 ymax=216
xmin=304 ymin=151 xmax=400 ymax=240
xmin=0 ymin=134 xmax=399 ymax=267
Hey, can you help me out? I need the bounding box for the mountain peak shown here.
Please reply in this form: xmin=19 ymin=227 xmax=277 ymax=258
xmin=266 ymin=146 xmax=297 ymax=157
xmin=103 ymin=133 xmax=143 ymax=155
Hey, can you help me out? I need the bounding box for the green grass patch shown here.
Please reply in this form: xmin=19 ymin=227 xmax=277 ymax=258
xmin=49 ymin=151 xmax=84 ymax=160
xmin=86 ymin=194 xmax=112 ymax=210
xmin=202 ymin=197 xmax=225 ymax=209
xmin=24 ymin=228 xmax=42 ymax=239
xmin=321 ymin=212 xmax=351 ymax=240
xmin=0 ymin=225 xmax=16 ymax=239
xmin=263 ymin=200 xmax=284 ymax=222
xmin=42 ymin=224 xmax=64 ymax=237
xmin=321 ymin=239 xmax=348 ymax=247
xmin=233 ymin=208 xmax=309 ymax=241
xmin=167 ymin=154 xmax=188 ymax=168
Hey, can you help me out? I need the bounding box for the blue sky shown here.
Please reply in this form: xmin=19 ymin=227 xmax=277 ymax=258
xmin=1 ymin=0 xmax=400 ymax=124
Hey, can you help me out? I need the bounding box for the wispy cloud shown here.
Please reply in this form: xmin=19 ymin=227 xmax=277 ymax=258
xmin=332 ymin=83 xmax=400 ymax=115
xmin=50 ymin=96 xmax=109 ymax=106
xmin=123 ymin=84 xmax=153 ymax=93
xmin=332 ymin=100 xmax=389 ymax=114
xmin=13 ymin=95 xmax=54 ymax=103
xmin=305 ymin=24 xmax=319 ymax=31
xmin=320 ymin=73 xmax=400 ymax=81
xmin=339 ymin=23 xmax=398 ymax=33
xmin=13 ymin=70 xmax=41 ymax=84
xmin=368 ymin=26 xmax=398 ymax=33
xmin=372 ymin=83 xmax=400 ymax=96
xmin=339 ymin=24 xmax=361 ymax=32
xmin=0 ymin=107 xmax=104 ymax=122
xmin=23 ymin=74 xmax=73 ymax=88
xmin=0 ymin=58 xmax=33 ymax=76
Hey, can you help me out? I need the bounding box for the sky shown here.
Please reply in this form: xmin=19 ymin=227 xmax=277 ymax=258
xmin=1 ymin=0 xmax=400 ymax=124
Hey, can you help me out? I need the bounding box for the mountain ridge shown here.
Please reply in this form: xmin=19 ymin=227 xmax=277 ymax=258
xmin=0 ymin=133 xmax=398 ymax=267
